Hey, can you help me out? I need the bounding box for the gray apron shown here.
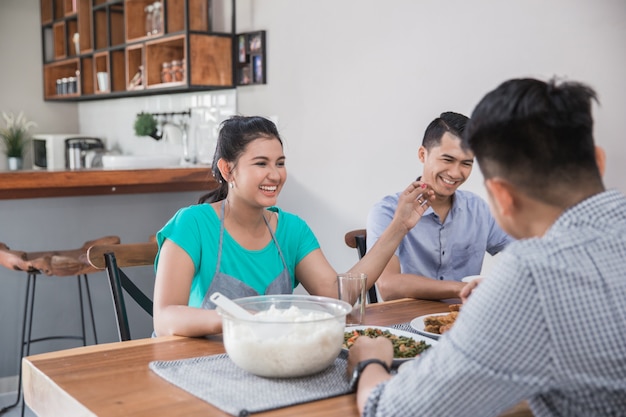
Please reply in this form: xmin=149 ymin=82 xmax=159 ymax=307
xmin=201 ymin=202 xmax=292 ymax=309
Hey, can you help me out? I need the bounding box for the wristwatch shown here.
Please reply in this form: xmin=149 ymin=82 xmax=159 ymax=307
xmin=349 ymin=359 xmax=390 ymax=392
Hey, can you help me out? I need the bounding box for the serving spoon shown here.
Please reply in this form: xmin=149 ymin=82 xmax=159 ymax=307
xmin=209 ymin=292 xmax=256 ymax=320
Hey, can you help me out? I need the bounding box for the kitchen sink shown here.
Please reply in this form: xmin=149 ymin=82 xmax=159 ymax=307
xmin=101 ymin=154 xmax=181 ymax=169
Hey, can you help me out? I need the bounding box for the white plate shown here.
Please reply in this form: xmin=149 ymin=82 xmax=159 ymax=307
xmin=343 ymin=325 xmax=437 ymax=366
xmin=409 ymin=313 xmax=455 ymax=340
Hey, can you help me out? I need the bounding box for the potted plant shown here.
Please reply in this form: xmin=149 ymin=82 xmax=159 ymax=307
xmin=134 ymin=112 xmax=161 ymax=140
xmin=1 ymin=111 xmax=37 ymax=170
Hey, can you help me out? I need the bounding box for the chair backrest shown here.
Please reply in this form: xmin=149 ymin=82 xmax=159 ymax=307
xmin=343 ymin=229 xmax=378 ymax=303
xmin=87 ymin=242 xmax=158 ymax=341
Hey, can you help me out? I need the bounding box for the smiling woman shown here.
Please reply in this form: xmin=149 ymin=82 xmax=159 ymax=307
xmin=151 ymin=115 xmax=434 ymax=338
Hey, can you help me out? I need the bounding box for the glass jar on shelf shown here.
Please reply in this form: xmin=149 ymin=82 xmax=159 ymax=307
xmin=144 ymin=4 xmax=154 ymax=36
xmin=67 ymin=77 xmax=77 ymax=94
xmin=161 ymin=62 xmax=173 ymax=83
xmin=152 ymin=1 xmax=163 ymax=35
xmin=171 ymin=60 xmax=184 ymax=82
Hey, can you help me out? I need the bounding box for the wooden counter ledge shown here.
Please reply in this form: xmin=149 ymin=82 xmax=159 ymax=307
xmin=0 ymin=167 xmax=218 ymax=200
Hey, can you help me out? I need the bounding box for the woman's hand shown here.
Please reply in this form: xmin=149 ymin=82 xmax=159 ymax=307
xmin=393 ymin=181 xmax=435 ymax=232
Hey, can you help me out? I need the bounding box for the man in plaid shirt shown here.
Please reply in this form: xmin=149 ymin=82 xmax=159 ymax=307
xmin=347 ymin=77 xmax=626 ymax=417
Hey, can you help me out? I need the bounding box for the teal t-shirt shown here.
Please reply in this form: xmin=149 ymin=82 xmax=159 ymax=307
xmin=156 ymin=204 xmax=320 ymax=307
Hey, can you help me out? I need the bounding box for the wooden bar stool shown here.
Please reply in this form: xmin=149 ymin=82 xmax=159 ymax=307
xmin=0 ymin=235 xmax=120 ymax=415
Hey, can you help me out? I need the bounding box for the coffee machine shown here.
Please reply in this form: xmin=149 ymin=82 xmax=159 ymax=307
xmin=65 ymin=137 xmax=106 ymax=169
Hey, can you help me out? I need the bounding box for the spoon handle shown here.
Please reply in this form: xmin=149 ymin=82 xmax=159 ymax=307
xmin=210 ymin=292 xmax=254 ymax=320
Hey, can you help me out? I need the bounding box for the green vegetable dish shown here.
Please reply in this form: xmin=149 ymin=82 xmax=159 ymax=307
xmin=344 ymin=327 xmax=432 ymax=359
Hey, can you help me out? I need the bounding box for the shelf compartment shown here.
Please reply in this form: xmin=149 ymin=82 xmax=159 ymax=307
xmin=93 ymin=51 xmax=110 ymax=93
xmin=167 ymin=0 xmax=209 ymax=33
xmin=43 ymin=26 xmax=54 ymax=62
xmin=53 ymin=21 xmax=67 ymax=59
xmin=64 ymin=0 xmax=77 ymax=16
xmin=43 ymin=59 xmax=79 ymax=99
xmin=125 ymin=0 xmax=159 ymax=42
xmin=54 ymin=0 xmax=64 ymax=20
xmin=93 ymin=2 xmax=125 ymax=50
xmin=80 ymin=56 xmax=95 ymax=95
xmin=145 ymin=35 xmax=185 ymax=88
xmin=77 ymin=0 xmax=93 ymax=54
xmin=110 ymin=49 xmax=126 ymax=92
xmin=41 ymin=0 xmax=53 ymax=24
xmin=66 ymin=18 xmax=79 ymax=56
xmin=125 ymin=44 xmax=145 ymax=90
xmin=189 ymin=34 xmax=232 ymax=86
xmin=110 ymin=3 xmax=126 ymax=46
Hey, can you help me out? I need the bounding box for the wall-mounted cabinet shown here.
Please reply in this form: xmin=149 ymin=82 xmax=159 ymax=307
xmin=40 ymin=0 xmax=245 ymax=101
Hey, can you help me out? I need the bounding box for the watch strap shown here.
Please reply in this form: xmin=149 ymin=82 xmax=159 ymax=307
xmin=350 ymin=358 xmax=390 ymax=391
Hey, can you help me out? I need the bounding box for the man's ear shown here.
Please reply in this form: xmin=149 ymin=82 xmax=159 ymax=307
xmin=417 ymin=146 xmax=427 ymax=163
xmin=595 ymin=146 xmax=606 ymax=177
xmin=485 ymin=178 xmax=516 ymax=217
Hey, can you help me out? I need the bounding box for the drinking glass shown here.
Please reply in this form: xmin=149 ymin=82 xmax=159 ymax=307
xmin=337 ymin=272 xmax=367 ymax=325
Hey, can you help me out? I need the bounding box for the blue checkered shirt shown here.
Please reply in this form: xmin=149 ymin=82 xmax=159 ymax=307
xmin=364 ymin=190 xmax=626 ymax=417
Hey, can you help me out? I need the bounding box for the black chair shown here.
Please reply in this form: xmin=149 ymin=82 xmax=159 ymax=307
xmin=87 ymin=242 xmax=157 ymax=341
xmin=344 ymin=229 xmax=378 ymax=303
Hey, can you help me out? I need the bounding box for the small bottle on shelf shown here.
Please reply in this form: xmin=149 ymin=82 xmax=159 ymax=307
xmin=145 ymin=5 xmax=154 ymax=36
xmin=67 ymin=77 xmax=77 ymax=94
xmin=161 ymin=62 xmax=172 ymax=83
xmin=60 ymin=77 xmax=69 ymax=95
xmin=171 ymin=60 xmax=184 ymax=82
xmin=152 ymin=2 xmax=163 ymax=35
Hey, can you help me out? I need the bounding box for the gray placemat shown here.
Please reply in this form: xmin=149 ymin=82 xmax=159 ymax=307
xmin=149 ymin=351 xmax=351 ymax=416
xmin=390 ymin=321 xmax=418 ymax=333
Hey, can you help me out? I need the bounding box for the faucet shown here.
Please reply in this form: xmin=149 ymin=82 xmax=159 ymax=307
xmin=140 ymin=110 xmax=193 ymax=163
xmin=163 ymin=116 xmax=193 ymax=164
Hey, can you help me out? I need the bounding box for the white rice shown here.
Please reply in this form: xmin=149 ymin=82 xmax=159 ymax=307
xmin=223 ymin=306 xmax=344 ymax=377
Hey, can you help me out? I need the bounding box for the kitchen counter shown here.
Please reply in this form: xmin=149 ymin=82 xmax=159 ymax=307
xmin=0 ymin=166 xmax=218 ymax=200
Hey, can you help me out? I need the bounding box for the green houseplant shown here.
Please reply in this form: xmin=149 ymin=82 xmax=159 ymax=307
xmin=1 ymin=111 xmax=37 ymax=170
xmin=134 ymin=112 xmax=161 ymax=140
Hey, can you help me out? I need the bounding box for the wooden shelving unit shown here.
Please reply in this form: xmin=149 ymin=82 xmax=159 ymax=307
xmin=40 ymin=0 xmax=243 ymax=101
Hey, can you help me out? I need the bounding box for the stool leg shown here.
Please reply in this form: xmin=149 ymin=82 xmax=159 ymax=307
xmin=21 ymin=273 xmax=38 ymax=417
xmin=0 ymin=273 xmax=33 ymax=415
xmin=76 ymin=276 xmax=87 ymax=347
xmin=82 ymin=274 xmax=98 ymax=344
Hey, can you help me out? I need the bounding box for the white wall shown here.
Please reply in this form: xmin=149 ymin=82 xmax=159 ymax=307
xmin=234 ymin=0 xmax=626 ymax=274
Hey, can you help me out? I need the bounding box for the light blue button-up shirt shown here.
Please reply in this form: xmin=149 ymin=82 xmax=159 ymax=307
xmin=367 ymin=189 xmax=512 ymax=281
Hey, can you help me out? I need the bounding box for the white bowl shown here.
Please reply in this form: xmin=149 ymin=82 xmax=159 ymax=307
xmin=461 ymin=275 xmax=485 ymax=283
xmin=101 ymin=154 xmax=180 ymax=169
xmin=217 ymin=294 xmax=351 ymax=378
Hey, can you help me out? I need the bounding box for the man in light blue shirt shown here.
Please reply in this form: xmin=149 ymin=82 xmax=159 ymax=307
xmin=367 ymin=112 xmax=512 ymax=301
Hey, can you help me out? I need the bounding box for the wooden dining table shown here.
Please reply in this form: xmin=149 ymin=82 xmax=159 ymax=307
xmin=22 ymin=298 xmax=532 ymax=417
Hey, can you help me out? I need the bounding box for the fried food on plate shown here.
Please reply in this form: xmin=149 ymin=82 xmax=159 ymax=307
xmin=423 ymin=304 xmax=461 ymax=334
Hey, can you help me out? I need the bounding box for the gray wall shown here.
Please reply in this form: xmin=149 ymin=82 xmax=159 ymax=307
xmin=2 ymin=0 xmax=625 ymax=387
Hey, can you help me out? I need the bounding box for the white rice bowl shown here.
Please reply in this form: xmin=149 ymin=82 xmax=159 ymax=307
xmin=218 ymin=295 xmax=351 ymax=378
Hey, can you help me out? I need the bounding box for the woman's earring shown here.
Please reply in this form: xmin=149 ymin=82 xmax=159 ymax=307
xmin=229 ymin=182 xmax=234 ymax=189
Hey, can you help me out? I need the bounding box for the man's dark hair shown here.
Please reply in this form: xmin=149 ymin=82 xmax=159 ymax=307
xmin=464 ymin=78 xmax=603 ymax=205
xmin=422 ymin=112 xmax=470 ymax=151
